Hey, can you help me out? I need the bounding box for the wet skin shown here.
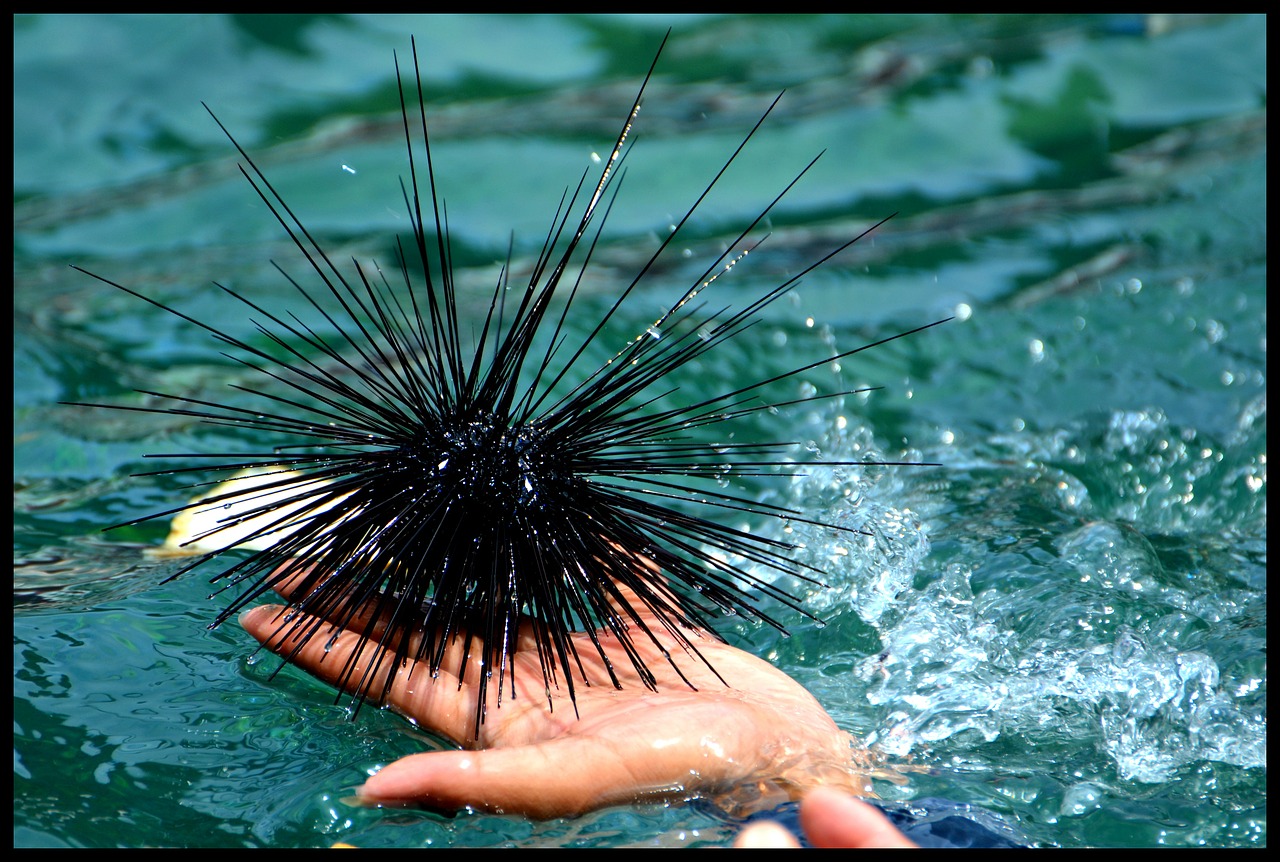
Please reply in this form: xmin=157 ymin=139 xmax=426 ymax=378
xmin=239 ymin=564 xmax=877 ymax=820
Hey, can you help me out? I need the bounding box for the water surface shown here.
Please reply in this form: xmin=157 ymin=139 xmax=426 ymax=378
xmin=14 ymin=13 xmax=1266 ymax=848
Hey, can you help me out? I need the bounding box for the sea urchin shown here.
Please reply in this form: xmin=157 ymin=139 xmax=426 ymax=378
xmin=69 ymin=33 xmax=945 ymax=738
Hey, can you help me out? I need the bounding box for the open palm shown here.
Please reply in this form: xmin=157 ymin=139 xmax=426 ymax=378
xmin=239 ymin=570 xmax=871 ymax=819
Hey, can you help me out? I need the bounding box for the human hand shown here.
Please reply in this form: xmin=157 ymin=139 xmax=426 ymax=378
xmin=239 ymin=564 xmax=874 ymax=819
xmin=734 ymin=786 xmax=918 ymax=848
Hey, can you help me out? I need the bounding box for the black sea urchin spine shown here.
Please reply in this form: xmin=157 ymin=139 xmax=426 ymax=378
xmin=70 ymin=34 xmax=946 ymax=736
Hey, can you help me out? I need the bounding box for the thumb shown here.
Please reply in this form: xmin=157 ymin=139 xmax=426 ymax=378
xmin=800 ymin=787 xmax=918 ymax=848
xmin=358 ymin=739 xmax=652 ymax=818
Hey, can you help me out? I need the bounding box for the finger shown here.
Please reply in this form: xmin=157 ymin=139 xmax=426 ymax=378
xmin=357 ymin=738 xmax=655 ymax=819
xmin=245 ymin=565 xmax=497 ymax=701
xmin=263 ymin=560 xmax=405 ymax=636
xmin=263 ymin=559 xmax=319 ymax=602
xmin=799 ymin=787 xmax=917 ymax=849
xmin=732 ymin=820 xmax=802 ymax=849
xmin=239 ymin=604 xmax=478 ymax=744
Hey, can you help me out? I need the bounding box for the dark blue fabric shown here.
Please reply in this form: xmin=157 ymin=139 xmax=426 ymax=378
xmin=736 ymin=796 xmax=1029 ymax=848
xmin=866 ymin=797 xmax=1028 ymax=848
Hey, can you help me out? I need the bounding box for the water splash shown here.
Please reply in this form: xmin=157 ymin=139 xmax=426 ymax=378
xmin=854 ymin=510 xmax=1265 ymax=783
xmin=780 ymin=405 xmax=1265 ymax=794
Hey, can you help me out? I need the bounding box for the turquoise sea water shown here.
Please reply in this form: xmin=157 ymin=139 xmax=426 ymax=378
xmin=14 ymin=14 xmax=1265 ymax=848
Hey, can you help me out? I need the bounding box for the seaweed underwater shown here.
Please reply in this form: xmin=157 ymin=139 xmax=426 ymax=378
xmin=67 ymin=33 xmax=947 ymax=739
